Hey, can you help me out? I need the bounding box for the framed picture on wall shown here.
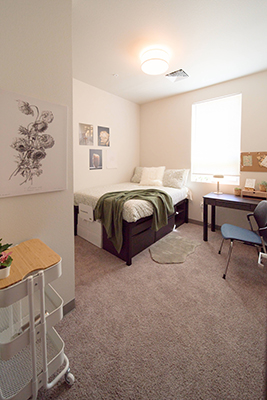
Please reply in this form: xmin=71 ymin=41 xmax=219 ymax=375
xmin=79 ymin=123 xmax=94 ymax=145
xmin=89 ymin=149 xmax=102 ymax=170
xmin=106 ymin=149 xmax=118 ymax=169
xmin=97 ymin=126 xmax=110 ymax=146
xmin=0 ymin=88 xmax=67 ymax=198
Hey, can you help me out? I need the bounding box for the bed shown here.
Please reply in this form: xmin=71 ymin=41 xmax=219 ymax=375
xmin=74 ymin=168 xmax=191 ymax=265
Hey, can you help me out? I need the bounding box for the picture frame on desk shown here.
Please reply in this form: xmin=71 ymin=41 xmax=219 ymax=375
xmin=244 ymin=178 xmax=256 ymax=190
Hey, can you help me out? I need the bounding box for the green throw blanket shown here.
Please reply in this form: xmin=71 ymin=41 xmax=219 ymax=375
xmin=94 ymin=189 xmax=174 ymax=254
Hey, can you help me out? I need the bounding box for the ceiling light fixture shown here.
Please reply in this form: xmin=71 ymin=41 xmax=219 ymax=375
xmin=141 ymin=48 xmax=169 ymax=75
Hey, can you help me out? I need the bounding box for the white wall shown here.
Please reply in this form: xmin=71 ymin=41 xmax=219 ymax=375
xmin=73 ymin=79 xmax=140 ymax=191
xmin=0 ymin=1 xmax=75 ymax=306
xmin=140 ymin=71 xmax=267 ymax=228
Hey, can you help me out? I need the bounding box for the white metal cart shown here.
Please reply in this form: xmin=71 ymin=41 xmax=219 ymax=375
xmin=0 ymin=239 xmax=74 ymax=400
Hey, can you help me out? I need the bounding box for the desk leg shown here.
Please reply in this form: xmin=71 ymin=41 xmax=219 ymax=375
xmin=211 ymin=205 xmax=215 ymax=232
xmin=203 ymin=200 xmax=208 ymax=241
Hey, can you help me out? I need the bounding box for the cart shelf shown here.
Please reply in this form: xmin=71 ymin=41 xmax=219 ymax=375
xmin=0 ymin=328 xmax=65 ymax=400
xmin=0 ymin=284 xmax=63 ymax=361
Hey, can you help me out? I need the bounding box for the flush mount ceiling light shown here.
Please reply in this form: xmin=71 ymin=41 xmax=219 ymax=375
xmin=141 ymin=48 xmax=169 ymax=75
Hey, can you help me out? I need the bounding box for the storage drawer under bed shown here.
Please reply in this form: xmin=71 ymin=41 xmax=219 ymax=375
xmin=77 ymin=216 xmax=102 ymax=248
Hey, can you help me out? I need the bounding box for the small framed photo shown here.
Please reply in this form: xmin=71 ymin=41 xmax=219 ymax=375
xmin=106 ymin=149 xmax=118 ymax=169
xmin=89 ymin=149 xmax=102 ymax=170
xmin=79 ymin=123 xmax=94 ymax=146
xmin=245 ymin=178 xmax=256 ymax=189
xmin=98 ymin=126 xmax=110 ymax=146
xmin=242 ymin=154 xmax=253 ymax=167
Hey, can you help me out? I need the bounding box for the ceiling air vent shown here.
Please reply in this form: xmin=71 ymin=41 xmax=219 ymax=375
xmin=165 ymin=69 xmax=189 ymax=83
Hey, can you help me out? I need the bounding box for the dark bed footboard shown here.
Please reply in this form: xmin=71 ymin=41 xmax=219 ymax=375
xmin=174 ymin=197 xmax=188 ymax=227
xmin=102 ymin=198 xmax=188 ymax=265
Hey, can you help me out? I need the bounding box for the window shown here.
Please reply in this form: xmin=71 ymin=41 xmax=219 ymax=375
xmin=191 ymin=93 xmax=242 ymax=184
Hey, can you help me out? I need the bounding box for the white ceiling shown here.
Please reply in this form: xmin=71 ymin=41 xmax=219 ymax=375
xmin=72 ymin=0 xmax=267 ymax=105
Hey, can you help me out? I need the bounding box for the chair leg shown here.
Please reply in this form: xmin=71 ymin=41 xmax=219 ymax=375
xmin=260 ymin=237 xmax=267 ymax=254
xmin=223 ymin=240 xmax=234 ymax=279
xmin=218 ymin=238 xmax=225 ymax=254
xmin=258 ymin=252 xmax=267 ymax=268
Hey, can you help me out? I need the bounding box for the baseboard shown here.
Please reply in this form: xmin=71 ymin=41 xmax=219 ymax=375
xmin=188 ymin=218 xmax=220 ymax=230
xmin=188 ymin=218 xmax=202 ymax=226
xmin=63 ymin=298 xmax=75 ymax=316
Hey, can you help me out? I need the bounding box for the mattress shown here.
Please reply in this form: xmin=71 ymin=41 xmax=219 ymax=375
xmin=74 ymin=182 xmax=191 ymax=223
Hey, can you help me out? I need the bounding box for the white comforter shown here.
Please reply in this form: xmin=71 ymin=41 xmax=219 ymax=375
xmin=74 ymin=182 xmax=191 ymax=223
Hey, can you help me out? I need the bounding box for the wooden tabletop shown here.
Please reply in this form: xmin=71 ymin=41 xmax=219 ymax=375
xmin=0 ymin=239 xmax=61 ymax=290
xmin=203 ymin=192 xmax=260 ymax=205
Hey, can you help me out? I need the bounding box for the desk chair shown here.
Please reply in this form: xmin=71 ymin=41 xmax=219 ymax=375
xmin=218 ymin=200 xmax=267 ymax=279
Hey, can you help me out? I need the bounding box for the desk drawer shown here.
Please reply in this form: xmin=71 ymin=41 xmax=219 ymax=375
xmin=215 ymin=200 xmax=256 ymax=211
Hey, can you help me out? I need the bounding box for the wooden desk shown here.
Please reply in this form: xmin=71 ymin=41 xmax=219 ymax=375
xmin=203 ymin=193 xmax=260 ymax=241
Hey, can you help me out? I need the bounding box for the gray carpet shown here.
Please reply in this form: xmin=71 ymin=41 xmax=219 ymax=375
xmin=38 ymin=223 xmax=267 ymax=400
xmin=149 ymin=230 xmax=200 ymax=263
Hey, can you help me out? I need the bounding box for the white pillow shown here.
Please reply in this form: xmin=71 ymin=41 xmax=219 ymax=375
xmin=131 ymin=167 xmax=144 ymax=183
xmin=140 ymin=166 xmax=165 ymax=186
xmin=163 ymin=169 xmax=189 ymax=189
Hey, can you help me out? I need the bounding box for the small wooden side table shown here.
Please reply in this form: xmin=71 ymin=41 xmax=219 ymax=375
xmin=0 ymin=239 xmax=61 ymax=290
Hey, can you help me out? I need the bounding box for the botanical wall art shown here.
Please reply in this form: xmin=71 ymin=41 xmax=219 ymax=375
xmin=89 ymin=149 xmax=102 ymax=170
xmin=79 ymin=123 xmax=94 ymax=146
xmin=0 ymin=89 xmax=67 ymax=198
xmin=97 ymin=126 xmax=110 ymax=146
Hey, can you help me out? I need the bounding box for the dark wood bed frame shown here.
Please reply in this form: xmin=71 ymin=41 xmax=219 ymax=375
xmin=74 ymin=198 xmax=188 ymax=266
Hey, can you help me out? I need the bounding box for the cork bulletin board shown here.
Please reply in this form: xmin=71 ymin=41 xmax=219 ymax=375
xmin=240 ymin=152 xmax=267 ymax=172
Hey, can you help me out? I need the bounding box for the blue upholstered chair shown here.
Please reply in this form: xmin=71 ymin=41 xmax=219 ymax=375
xmin=218 ymin=200 xmax=267 ymax=279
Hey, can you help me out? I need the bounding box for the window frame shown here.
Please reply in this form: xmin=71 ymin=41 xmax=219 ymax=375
xmin=191 ymin=93 xmax=242 ymax=185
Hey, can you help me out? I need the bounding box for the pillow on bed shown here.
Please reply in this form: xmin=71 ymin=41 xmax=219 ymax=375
xmin=163 ymin=169 xmax=189 ymax=189
xmin=131 ymin=167 xmax=144 ymax=183
xmin=139 ymin=166 xmax=165 ymax=186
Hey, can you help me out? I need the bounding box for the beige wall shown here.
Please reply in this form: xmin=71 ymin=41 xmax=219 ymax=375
xmin=0 ymin=1 xmax=75 ymax=305
xmin=140 ymin=71 xmax=267 ymax=227
xmin=73 ymin=79 xmax=140 ymax=191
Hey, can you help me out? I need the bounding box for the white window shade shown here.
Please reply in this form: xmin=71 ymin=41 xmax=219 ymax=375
xmin=191 ymin=94 xmax=242 ymax=180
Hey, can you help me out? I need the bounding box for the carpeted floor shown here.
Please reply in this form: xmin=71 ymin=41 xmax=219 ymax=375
xmin=38 ymin=223 xmax=267 ymax=400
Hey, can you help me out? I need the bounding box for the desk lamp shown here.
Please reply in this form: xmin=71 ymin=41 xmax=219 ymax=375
xmin=213 ymin=175 xmax=224 ymax=194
